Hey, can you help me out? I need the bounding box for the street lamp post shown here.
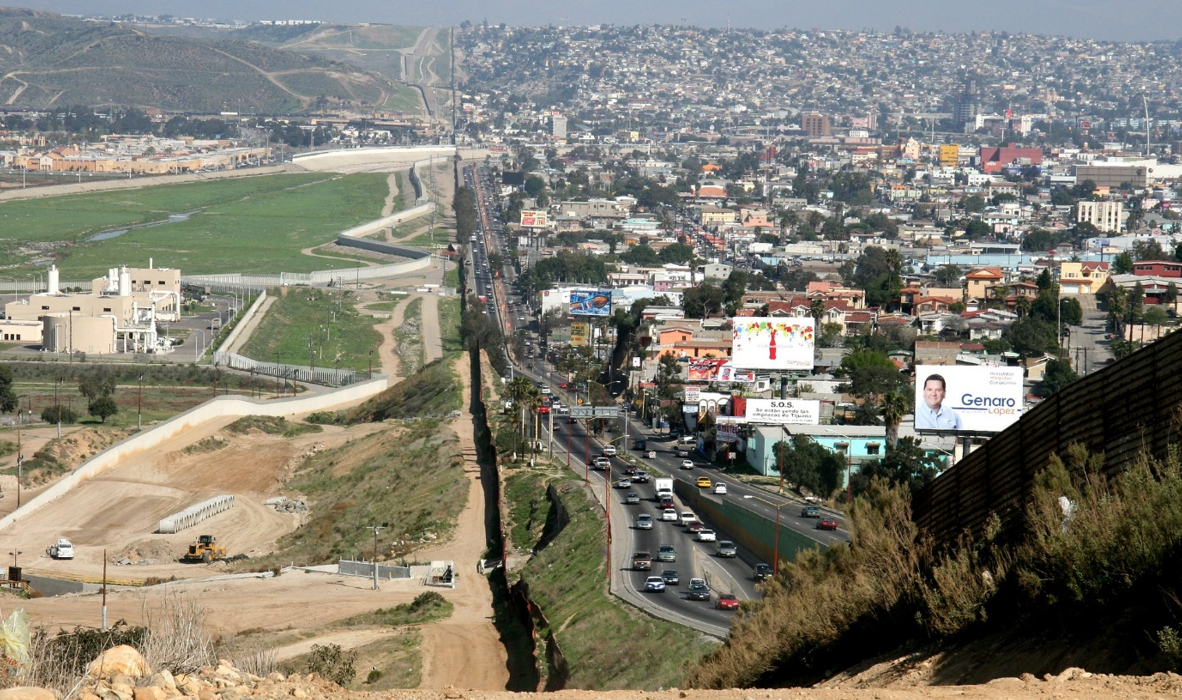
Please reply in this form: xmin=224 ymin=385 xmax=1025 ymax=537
xmin=368 ymin=350 xmax=374 ymax=380
xmin=55 ymin=376 xmax=63 ymax=439
xmin=137 ymin=373 xmax=144 ymax=430
xmin=364 ymin=523 xmax=388 ymax=591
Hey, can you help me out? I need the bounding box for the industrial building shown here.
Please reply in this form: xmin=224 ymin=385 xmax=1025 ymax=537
xmin=4 ymin=263 xmax=182 ymax=355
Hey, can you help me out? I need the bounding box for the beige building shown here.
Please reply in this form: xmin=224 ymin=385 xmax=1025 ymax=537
xmin=5 ymin=263 xmax=181 ymax=355
xmin=1059 ymin=261 xmax=1110 ymax=295
xmin=1076 ymin=200 xmax=1126 ymax=233
xmin=0 ymin=319 xmax=43 ymax=344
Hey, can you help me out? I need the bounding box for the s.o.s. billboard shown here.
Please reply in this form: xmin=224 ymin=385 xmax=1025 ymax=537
xmin=731 ymin=318 xmax=815 ymax=370
xmin=913 ymin=365 xmax=1024 ymax=433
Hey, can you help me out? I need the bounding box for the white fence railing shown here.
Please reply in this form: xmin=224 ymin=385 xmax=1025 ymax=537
xmin=158 ymin=494 xmax=236 ymax=534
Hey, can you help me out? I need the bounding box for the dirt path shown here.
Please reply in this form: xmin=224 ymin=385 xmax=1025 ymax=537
xmin=272 ymin=628 xmax=397 ymax=662
xmin=380 ymin=172 xmax=401 ymax=217
xmin=364 ymin=295 xmax=414 ymax=381
xmin=226 ymin=296 xmax=276 ymax=355
xmin=412 ymin=353 xmax=508 ymax=691
xmin=420 ymin=293 xmax=443 ymax=363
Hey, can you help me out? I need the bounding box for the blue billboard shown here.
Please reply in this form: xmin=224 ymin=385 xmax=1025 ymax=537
xmin=569 ymin=289 xmax=612 ymax=317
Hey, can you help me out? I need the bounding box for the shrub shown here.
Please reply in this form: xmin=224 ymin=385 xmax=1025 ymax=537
xmin=39 ymin=406 xmax=79 ymax=425
xmin=305 ymin=643 xmax=356 ymax=686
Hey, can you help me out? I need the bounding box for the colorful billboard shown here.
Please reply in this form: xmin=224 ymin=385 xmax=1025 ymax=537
xmin=569 ymin=289 xmax=611 ymax=317
xmin=744 ymin=399 xmax=820 ymax=425
xmin=688 ymin=358 xmax=727 ymax=381
xmin=716 ymin=416 xmax=743 ymax=444
xmin=520 ymin=210 xmax=549 ymax=228
xmin=570 ymin=322 xmax=589 ymax=347
xmin=913 ymin=365 xmax=1024 ymax=433
xmin=731 ymin=318 xmax=815 ymax=370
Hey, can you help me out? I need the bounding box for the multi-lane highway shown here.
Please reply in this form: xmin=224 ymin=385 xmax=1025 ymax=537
xmin=461 ymin=163 xmax=849 ymax=635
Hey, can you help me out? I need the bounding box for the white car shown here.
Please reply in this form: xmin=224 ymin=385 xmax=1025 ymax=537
xmin=713 ymin=482 xmax=728 ymax=495
xmin=696 ymin=529 xmax=717 ymax=542
xmin=676 ymin=448 xmax=690 ymax=458
xmin=679 ymin=511 xmax=697 ymax=527
xmin=602 ymin=445 xmax=617 ymax=457
xmin=47 ymin=538 xmax=74 ymax=559
xmin=680 ymin=459 xmax=694 ymax=470
xmin=661 ymin=508 xmax=679 ymax=522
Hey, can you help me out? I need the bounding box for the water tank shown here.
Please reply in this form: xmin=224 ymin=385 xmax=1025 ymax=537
xmin=47 ymin=265 xmax=59 ymax=295
xmin=118 ymin=267 xmax=131 ymax=297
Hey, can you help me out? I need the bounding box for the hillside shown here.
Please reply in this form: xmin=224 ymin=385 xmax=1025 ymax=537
xmin=0 ymin=7 xmax=405 ymax=113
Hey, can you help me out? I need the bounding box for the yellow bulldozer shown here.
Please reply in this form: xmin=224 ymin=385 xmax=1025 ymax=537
xmin=182 ymin=535 xmax=227 ymax=563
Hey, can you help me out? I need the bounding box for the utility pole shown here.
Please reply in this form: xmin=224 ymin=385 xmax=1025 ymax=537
xmin=365 ymin=523 xmax=388 ymax=590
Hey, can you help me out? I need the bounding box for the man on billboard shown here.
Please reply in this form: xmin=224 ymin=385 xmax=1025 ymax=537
xmin=916 ymin=374 xmax=962 ymax=430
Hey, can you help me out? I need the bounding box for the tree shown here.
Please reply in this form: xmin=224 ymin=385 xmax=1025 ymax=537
xmin=1006 ymin=317 xmax=1058 ymax=358
xmin=772 ymin=435 xmax=843 ymax=497
xmin=935 ymin=264 xmax=962 ymax=287
xmin=89 ymin=396 xmax=119 ymax=423
xmin=1133 ymin=238 xmax=1165 ymax=261
xmin=1037 ymin=359 xmax=1079 ymax=397
xmin=0 ymin=365 xmax=15 ymax=413
xmin=962 ymin=195 xmax=985 ymax=213
xmin=839 ymin=349 xmax=907 ymax=397
xmin=881 ymin=390 xmax=911 ymax=451
xmin=40 ymin=405 xmax=78 ymax=424
xmin=1112 ymin=251 xmax=1135 ymax=275
xmin=78 ymin=369 xmax=116 ymax=408
xmin=683 ymin=284 xmax=726 ymax=318
xmin=849 ymin=436 xmax=943 ymax=497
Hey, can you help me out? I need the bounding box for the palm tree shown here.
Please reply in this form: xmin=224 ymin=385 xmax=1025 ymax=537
xmin=1014 ymin=295 xmax=1033 ymax=319
xmin=809 ymin=297 xmax=826 ymax=327
xmin=881 ymin=390 xmax=910 ymax=452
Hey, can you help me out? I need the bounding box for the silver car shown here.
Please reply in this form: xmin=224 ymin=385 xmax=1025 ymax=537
xmin=716 ymin=540 xmax=738 ymax=558
xmin=635 ymin=514 xmax=653 ymax=530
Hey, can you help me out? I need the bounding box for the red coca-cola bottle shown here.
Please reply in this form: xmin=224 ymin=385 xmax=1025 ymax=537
xmin=769 ymin=329 xmax=777 ymax=360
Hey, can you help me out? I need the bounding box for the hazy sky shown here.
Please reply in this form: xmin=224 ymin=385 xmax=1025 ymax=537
xmin=18 ymin=0 xmax=1182 ymax=42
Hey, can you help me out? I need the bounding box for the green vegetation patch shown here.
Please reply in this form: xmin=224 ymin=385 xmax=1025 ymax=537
xmin=244 ymin=421 xmax=466 ymax=567
xmin=399 ymin=227 xmax=451 ymax=249
xmin=182 ymin=436 xmax=230 ymax=455
xmin=346 ymin=357 xmax=461 ymax=423
xmin=506 ymin=473 xmax=709 ymax=689
xmin=0 ymin=173 xmax=389 ymax=278
xmin=239 ymin=288 xmax=382 ymax=372
xmin=438 ymin=297 xmax=462 ymax=355
xmin=336 ymin=591 xmax=454 ymax=628
xmin=392 ymin=297 xmax=424 ymax=376
xmin=224 ymin=416 xmax=322 ymax=438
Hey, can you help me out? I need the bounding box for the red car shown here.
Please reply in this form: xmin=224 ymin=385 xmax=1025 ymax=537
xmin=558 ymin=383 xmax=569 ymax=389
xmin=715 ymin=594 xmax=740 ymax=611
xmin=817 ymin=518 xmax=839 ymax=531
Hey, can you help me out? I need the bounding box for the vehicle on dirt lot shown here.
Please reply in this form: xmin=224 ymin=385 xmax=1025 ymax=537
xmin=182 ymin=535 xmax=227 ymax=563
xmin=46 ymin=539 xmax=74 ymax=560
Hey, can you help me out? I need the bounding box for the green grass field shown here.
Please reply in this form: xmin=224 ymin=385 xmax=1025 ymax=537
xmin=238 ymin=288 xmax=382 ymax=372
xmin=383 ymin=84 xmax=426 ymax=113
xmin=0 ymin=172 xmax=390 ymax=278
xmin=400 ymin=227 xmax=450 ymax=248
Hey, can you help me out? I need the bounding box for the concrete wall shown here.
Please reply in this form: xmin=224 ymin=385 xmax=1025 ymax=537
xmin=0 ymin=375 xmax=388 ymax=533
xmin=215 ymin=289 xmax=267 ymax=355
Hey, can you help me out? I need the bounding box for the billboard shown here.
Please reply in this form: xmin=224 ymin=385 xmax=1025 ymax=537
xmin=731 ymin=318 xmax=815 ymax=370
xmin=520 ymin=210 xmax=549 ymax=228
xmin=745 ymin=399 xmax=820 ymax=425
xmin=684 ymin=386 xmax=700 ymax=402
xmin=716 ymin=416 xmax=743 ymax=444
xmin=569 ymin=289 xmax=611 ymax=317
xmin=717 ymin=363 xmax=755 ymax=382
xmin=914 ymin=365 xmax=1024 ymax=433
xmin=688 ymin=358 xmax=727 ymax=381
xmin=570 ymin=322 xmax=589 ymax=347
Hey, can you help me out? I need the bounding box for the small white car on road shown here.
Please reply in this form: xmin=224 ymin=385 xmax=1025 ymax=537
xmin=696 ymin=529 xmax=717 ymax=542
xmin=47 ymin=539 xmax=74 ymax=560
xmin=680 ymin=459 xmax=694 ymax=469
xmin=713 ymin=482 xmax=728 ymax=495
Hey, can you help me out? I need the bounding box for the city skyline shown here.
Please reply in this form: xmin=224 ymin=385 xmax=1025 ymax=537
xmin=12 ymin=0 xmax=1182 ymax=42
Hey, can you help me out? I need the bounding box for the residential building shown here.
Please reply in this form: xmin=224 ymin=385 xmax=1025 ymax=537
xmin=1076 ymin=200 xmax=1126 ymax=233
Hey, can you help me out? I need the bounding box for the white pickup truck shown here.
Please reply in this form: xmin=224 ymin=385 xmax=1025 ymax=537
xmin=47 ymin=539 xmax=74 ymax=560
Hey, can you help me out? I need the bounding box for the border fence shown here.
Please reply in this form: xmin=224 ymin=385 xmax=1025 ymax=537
xmin=913 ymin=325 xmax=1182 ymax=546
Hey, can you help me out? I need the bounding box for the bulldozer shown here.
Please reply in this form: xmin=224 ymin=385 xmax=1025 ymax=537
xmin=182 ymin=535 xmax=227 ymax=563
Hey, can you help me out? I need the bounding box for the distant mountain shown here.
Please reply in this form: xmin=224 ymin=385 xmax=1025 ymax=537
xmin=0 ymin=7 xmax=409 ymax=114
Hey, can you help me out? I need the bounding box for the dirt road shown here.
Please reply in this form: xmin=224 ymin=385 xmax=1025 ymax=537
xmin=413 ymin=353 xmax=508 ymax=690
